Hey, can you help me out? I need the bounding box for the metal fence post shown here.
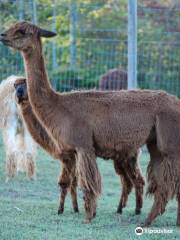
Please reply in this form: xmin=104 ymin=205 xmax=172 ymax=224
xmin=128 ymin=0 xmax=137 ymax=89
xmin=52 ymin=1 xmax=58 ymax=89
xmin=52 ymin=3 xmax=57 ymax=69
xmin=18 ymin=0 xmax=24 ymax=20
xmin=32 ymin=0 xmax=38 ymax=24
xmin=70 ymin=0 xmax=77 ymax=69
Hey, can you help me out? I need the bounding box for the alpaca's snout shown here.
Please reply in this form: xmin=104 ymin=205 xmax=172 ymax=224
xmin=16 ymin=87 xmax=24 ymax=98
xmin=0 ymin=33 xmax=7 ymax=41
xmin=0 ymin=35 xmax=4 ymax=42
xmin=14 ymin=81 xmax=28 ymax=103
xmin=0 ymin=33 xmax=7 ymax=37
xmin=0 ymin=32 xmax=10 ymax=46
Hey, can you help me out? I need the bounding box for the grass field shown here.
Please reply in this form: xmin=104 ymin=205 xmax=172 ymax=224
xmin=0 ymin=137 xmax=179 ymax=240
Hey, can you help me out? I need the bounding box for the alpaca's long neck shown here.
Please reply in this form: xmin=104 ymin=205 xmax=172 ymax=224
xmin=23 ymin=41 xmax=55 ymax=112
xmin=20 ymin=102 xmax=59 ymax=159
xmin=22 ymin=41 xmax=56 ymax=120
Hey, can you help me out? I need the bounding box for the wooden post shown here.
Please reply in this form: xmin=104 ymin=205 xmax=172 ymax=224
xmin=128 ymin=0 xmax=137 ymax=89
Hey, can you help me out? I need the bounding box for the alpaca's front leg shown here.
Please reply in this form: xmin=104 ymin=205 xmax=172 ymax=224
xmin=58 ymin=183 xmax=68 ymax=214
xmin=113 ymin=160 xmax=133 ymax=214
xmin=134 ymin=172 xmax=144 ymax=215
xmin=76 ymin=148 xmax=101 ymax=223
xmin=125 ymin=157 xmax=145 ymax=215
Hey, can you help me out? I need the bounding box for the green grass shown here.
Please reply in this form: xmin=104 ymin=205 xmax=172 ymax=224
xmin=0 ymin=137 xmax=179 ymax=240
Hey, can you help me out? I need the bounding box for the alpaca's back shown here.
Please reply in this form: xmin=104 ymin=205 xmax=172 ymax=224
xmin=52 ymin=89 xmax=172 ymax=158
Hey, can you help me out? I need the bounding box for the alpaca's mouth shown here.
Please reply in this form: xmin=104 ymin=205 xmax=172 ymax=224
xmin=0 ymin=37 xmax=10 ymax=46
xmin=0 ymin=35 xmax=4 ymax=41
xmin=17 ymin=98 xmax=22 ymax=104
xmin=15 ymin=95 xmax=26 ymax=104
xmin=18 ymin=97 xmax=27 ymax=104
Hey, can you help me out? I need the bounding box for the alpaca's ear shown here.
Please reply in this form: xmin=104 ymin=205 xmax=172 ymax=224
xmin=39 ymin=28 xmax=57 ymax=38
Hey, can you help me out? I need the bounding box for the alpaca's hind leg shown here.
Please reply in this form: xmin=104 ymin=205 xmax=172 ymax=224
xmin=6 ymin=153 xmax=17 ymax=181
xmin=70 ymin=175 xmax=79 ymax=213
xmin=113 ymin=160 xmax=133 ymax=214
xmin=76 ymin=148 xmax=101 ymax=223
xmin=58 ymin=164 xmax=71 ymax=214
xmin=177 ymin=195 xmax=180 ymax=226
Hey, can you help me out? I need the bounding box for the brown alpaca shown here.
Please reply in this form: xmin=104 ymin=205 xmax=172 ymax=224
xmin=1 ymin=22 xmax=180 ymax=226
xmin=99 ymin=68 xmax=127 ymax=90
xmin=14 ymin=77 xmax=145 ymax=216
xmin=14 ymin=77 xmax=78 ymax=214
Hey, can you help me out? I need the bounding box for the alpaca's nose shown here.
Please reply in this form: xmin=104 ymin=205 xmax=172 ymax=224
xmin=17 ymin=88 xmax=24 ymax=98
xmin=0 ymin=33 xmax=7 ymax=41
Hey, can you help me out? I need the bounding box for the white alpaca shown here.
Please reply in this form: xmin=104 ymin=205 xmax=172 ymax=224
xmin=0 ymin=76 xmax=37 ymax=181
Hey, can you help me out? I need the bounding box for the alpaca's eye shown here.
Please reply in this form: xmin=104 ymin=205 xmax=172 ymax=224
xmin=17 ymin=29 xmax=25 ymax=35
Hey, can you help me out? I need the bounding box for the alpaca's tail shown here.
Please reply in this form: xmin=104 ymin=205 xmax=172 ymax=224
xmin=154 ymin=113 xmax=180 ymax=199
xmin=146 ymin=155 xmax=180 ymax=200
xmin=146 ymin=161 xmax=157 ymax=197
xmin=76 ymin=148 xmax=102 ymax=197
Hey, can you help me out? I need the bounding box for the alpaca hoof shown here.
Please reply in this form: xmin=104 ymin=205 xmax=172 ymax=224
xmin=58 ymin=207 xmax=64 ymax=215
xmin=135 ymin=209 xmax=141 ymax=215
xmin=93 ymin=212 xmax=96 ymax=218
xmin=117 ymin=208 xmax=122 ymax=214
